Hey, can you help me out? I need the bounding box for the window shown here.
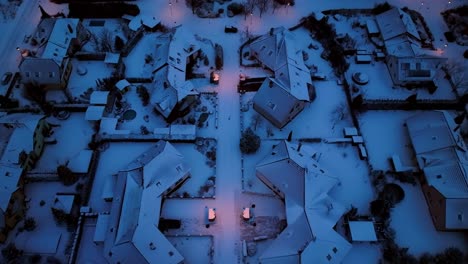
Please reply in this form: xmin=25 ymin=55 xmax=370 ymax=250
xmin=268 ymin=50 xmax=273 ymax=56
xmin=267 ymin=101 xmax=276 ymax=110
xmin=35 ymin=72 xmax=40 ymax=78
xmin=458 ymin=213 xmax=463 ymax=222
xmin=49 ymin=72 xmax=55 ymax=78
xmin=25 ymin=72 xmax=30 ymax=78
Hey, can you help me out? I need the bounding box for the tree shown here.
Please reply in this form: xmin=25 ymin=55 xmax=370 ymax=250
xmin=257 ymin=0 xmax=270 ymax=17
xmin=434 ymin=247 xmax=464 ymax=264
xmin=240 ymin=127 xmax=261 ymax=154
xmin=23 ymin=217 xmax=37 ymax=231
xmin=243 ymin=0 xmax=255 ymax=20
xmin=186 ymin=0 xmax=203 ymax=14
xmin=1 ymin=243 xmax=22 ymax=262
xmin=114 ymin=36 xmax=124 ymax=51
xmin=57 ymin=165 xmax=78 ymax=186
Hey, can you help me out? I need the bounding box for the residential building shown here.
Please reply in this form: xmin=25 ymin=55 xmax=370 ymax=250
xmin=0 ymin=112 xmax=49 ymax=171
xmin=249 ymin=27 xmax=315 ymax=128
xmin=406 ymin=111 xmax=468 ymax=231
xmin=256 ymin=141 xmax=351 ymax=263
xmin=19 ymin=18 xmax=89 ymax=90
xmin=0 ymin=165 xmax=25 ymax=243
xmin=375 ymin=8 xmax=446 ymax=91
xmin=99 ymin=141 xmax=190 ymax=263
xmin=151 ymin=26 xmax=200 ymax=122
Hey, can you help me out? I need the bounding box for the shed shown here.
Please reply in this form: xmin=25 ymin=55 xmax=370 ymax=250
xmin=94 ymin=214 xmax=110 ymax=244
xmin=366 ymin=20 xmax=379 ymax=36
xmin=348 ymin=221 xmax=378 ymax=242
xmin=52 ymin=194 xmax=76 ymax=215
xmin=355 ymin=55 xmax=372 ymax=64
xmin=115 ymin=79 xmax=131 ymax=93
xmin=104 ymin=52 xmax=120 ymax=64
xmin=343 ymin=127 xmax=358 ymax=137
xmin=90 ymin=91 xmax=110 ymax=105
xmin=85 ymin=106 xmax=105 ymax=121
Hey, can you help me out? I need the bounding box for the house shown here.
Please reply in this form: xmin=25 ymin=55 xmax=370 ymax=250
xmin=19 ymin=18 xmax=88 ymax=90
xmin=0 ymin=113 xmax=49 ymax=171
xmin=375 ymin=8 xmax=446 ymax=90
xmin=375 ymin=8 xmax=420 ymax=43
xmin=386 ymin=55 xmax=445 ymax=91
xmin=151 ymin=26 xmax=200 ymax=122
xmin=249 ymin=27 xmax=315 ymax=128
xmin=406 ymin=111 xmax=468 ymax=231
xmin=0 ymin=165 xmax=25 ymax=243
xmin=256 ymin=141 xmax=351 ymax=263
xmin=99 ymin=141 xmax=190 ymax=263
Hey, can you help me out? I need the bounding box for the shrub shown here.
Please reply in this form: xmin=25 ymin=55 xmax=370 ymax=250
xmin=137 ymin=85 xmax=150 ymax=106
xmin=372 ymin=2 xmax=392 ymax=15
xmin=68 ymin=2 xmax=140 ymax=18
xmin=114 ymin=36 xmax=124 ymax=51
xmin=29 ymin=254 xmax=42 ymax=264
xmin=381 ymin=183 xmax=405 ymax=205
xmin=464 ymin=50 xmax=468 ymax=59
xmin=434 ymin=247 xmax=464 ymax=264
xmin=57 ymin=165 xmax=78 ymax=186
xmin=39 ymin=200 xmax=46 ymax=206
xmin=240 ymin=127 xmax=261 ymax=154
xmin=1 ymin=243 xmax=22 ymax=262
xmin=23 ymin=217 xmax=37 ymax=231
xmin=227 ymin=3 xmax=244 ymax=15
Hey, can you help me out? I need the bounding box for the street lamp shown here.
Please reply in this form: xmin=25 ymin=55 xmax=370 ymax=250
xmin=287 ymin=2 xmax=290 ymax=14
xmin=169 ymin=1 xmax=173 ymax=17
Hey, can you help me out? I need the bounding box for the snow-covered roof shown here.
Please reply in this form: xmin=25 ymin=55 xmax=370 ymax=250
xmin=85 ymin=106 xmax=105 ymax=121
xmin=90 ymin=91 xmax=110 ymax=105
xmin=389 ymin=55 xmax=445 ymax=83
xmin=366 ymin=19 xmax=379 ymax=34
xmin=104 ymin=53 xmax=120 ymax=64
xmin=249 ymin=27 xmax=312 ymax=101
xmin=128 ymin=15 xmax=160 ymax=31
xmin=375 ymin=8 xmax=420 ymax=42
xmin=0 ymin=113 xmax=44 ymax=165
xmin=52 ymin=194 xmax=76 ymax=215
xmin=94 ymin=214 xmax=111 ymax=243
xmin=68 ymin=150 xmax=93 ymax=173
xmin=150 ymin=26 xmax=200 ymax=118
xmin=103 ymin=141 xmax=190 ymax=264
xmin=115 ymin=79 xmax=131 ymax=91
xmin=0 ymin=165 xmax=23 ymax=215
xmin=41 ymin=18 xmax=80 ymax=65
xmin=348 ymin=221 xmax=378 ymax=242
xmin=151 ymin=66 xmax=198 ymax=119
xmin=256 ymin=141 xmax=351 ymax=262
xmin=406 ymin=111 xmax=468 ymax=230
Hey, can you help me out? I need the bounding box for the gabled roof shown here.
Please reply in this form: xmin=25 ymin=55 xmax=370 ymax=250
xmin=256 ymin=141 xmax=351 ymax=262
xmin=406 ymin=111 xmax=468 ymax=230
xmin=0 ymin=165 xmax=23 ymax=213
xmin=249 ymin=27 xmax=312 ymax=102
xmin=0 ymin=113 xmax=44 ymax=165
xmin=103 ymin=141 xmax=190 ymax=264
xmin=376 ymin=8 xmax=420 ymax=42
xmin=42 ymin=19 xmax=80 ymax=65
xmin=151 ymin=26 xmax=200 ymax=118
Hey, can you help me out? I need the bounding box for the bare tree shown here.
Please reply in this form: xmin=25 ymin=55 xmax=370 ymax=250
xmin=99 ymin=28 xmax=113 ymax=52
xmin=272 ymin=0 xmax=280 ymax=14
xmin=257 ymin=0 xmax=270 ymax=17
xmin=243 ymin=0 xmax=255 ymax=20
xmin=443 ymin=59 xmax=468 ymax=95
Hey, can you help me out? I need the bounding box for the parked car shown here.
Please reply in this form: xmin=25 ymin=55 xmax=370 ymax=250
xmin=1 ymin=72 xmax=12 ymax=85
xmin=224 ymin=26 xmax=238 ymax=33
